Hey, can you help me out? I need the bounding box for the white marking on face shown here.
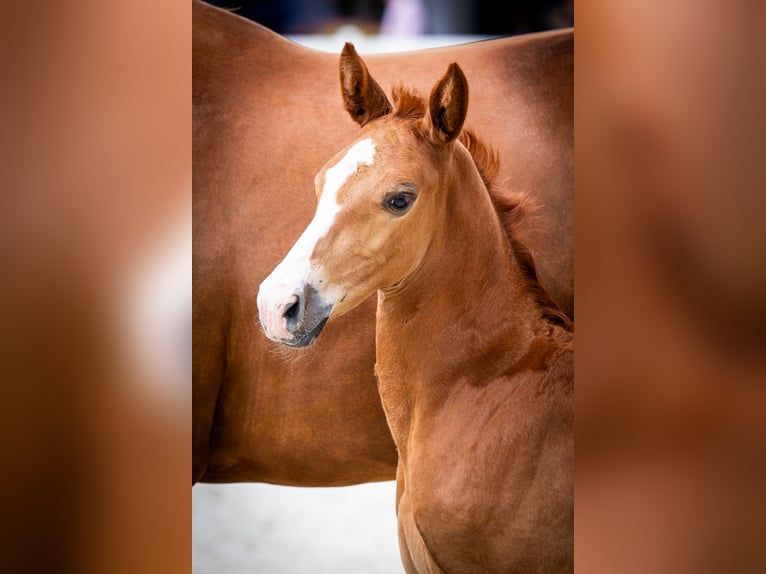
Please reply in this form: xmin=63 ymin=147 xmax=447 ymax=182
xmin=257 ymin=138 xmax=376 ymax=336
xmin=281 ymin=137 xmax=375 ymax=278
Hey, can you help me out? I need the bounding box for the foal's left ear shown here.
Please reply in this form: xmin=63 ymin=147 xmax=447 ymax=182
xmin=427 ymin=63 xmax=469 ymax=144
xmin=340 ymin=42 xmax=392 ymax=127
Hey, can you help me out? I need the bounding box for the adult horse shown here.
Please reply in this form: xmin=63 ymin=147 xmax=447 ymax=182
xmin=257 ymin=46 xmax=573 ymax=572
xmin=193 ymin=0 xmax=573 ymax=484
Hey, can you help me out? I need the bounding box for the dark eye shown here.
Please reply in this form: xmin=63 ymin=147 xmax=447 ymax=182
xmin=382 ymin=184 xmax=417 ymax=216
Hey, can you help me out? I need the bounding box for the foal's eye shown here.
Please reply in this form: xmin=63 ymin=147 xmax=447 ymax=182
xmin=389 ymin=194 xmax=410 ymax=210
xmin=382 ymin=186 xmax=417 ymax=216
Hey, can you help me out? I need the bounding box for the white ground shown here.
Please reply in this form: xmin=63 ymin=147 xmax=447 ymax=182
xmin=192 ymin=481 xmax=404 ymax=574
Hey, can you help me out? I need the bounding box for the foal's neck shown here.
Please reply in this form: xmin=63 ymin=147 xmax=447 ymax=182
xmin=375 ymin=147 xmax=561 ymax=438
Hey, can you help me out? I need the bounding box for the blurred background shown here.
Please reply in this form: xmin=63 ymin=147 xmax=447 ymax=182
xmin=204 ymin=0 xmax=574 ymax=36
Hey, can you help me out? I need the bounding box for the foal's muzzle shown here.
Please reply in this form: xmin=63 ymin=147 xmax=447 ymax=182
xmin=257 ymin=282 xmax=332 ymax=348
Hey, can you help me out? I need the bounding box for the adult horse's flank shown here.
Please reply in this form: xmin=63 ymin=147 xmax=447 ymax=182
xmin=193 ymin=0 xmax=572 ymax=485
xmin=258 ymin=44 xmax=574 ymax=573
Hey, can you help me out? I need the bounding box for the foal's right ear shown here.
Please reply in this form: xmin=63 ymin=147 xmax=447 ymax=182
xmin=427 ymin=62 xmax=468 ymax=144
xmin=340 ymin=43 xmax=392 ymax=127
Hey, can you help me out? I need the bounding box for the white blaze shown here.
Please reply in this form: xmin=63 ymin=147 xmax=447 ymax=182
xmin=257 ymin=138 xmax=375 ymax=337
xmin=288 ymin=137 xmax=376 ymax=272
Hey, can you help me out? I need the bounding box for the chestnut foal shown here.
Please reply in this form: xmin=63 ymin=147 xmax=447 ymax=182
xmin=258 ymin=44 xmax=573 ymax=573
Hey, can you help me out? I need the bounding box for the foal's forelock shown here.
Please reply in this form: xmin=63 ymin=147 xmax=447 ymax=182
xmin=391 ymin=84 xmax=427 ymax=120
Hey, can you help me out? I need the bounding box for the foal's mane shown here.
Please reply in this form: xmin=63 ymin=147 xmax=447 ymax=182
xmin=391 ymin=85 xmax=572 ymax=330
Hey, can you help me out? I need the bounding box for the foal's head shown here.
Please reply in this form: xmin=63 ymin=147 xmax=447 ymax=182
xmin=258 ymin=43 xmax=472 ymax=347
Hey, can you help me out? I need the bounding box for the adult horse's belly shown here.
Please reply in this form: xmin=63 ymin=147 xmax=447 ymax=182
xmin=193 ymin=0 xmax=572 ymax=484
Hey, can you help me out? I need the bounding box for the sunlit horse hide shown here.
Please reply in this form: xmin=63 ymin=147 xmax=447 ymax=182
xmin=193 ymin=0 xmax=572 ymax=485
xmin=258 ymin=44 xmax=574 ymax=573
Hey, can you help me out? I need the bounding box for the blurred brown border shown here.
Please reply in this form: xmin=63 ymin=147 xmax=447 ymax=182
xmin=0 ymin=1 xmax=189 ymax=572
xmin=576 ymin=1 xmax=766 ymax=571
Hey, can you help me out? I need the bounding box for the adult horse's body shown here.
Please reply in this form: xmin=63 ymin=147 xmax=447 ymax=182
xmin=258 ymin=45 xmax=573 ymax=572
xmin=193 ymin=0 xmax=573 ymax=484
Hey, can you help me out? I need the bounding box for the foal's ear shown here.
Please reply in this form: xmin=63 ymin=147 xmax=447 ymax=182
xmin=427 ymin=62 xmax=468 ymax=144
xmin=340 ymin=42 xmax=392 ymax=127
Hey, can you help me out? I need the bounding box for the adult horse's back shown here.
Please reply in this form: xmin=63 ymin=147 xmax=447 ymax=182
xmin=193 ymin=0 xmax=572 ymax=484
